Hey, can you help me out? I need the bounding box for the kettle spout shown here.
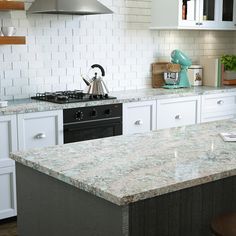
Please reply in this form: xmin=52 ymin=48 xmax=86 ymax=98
xmin=82 ymin=77 xmax=91 ymax=86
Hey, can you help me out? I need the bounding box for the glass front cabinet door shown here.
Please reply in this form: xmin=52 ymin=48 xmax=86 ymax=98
xmin=199 ymin=0 xmax=219 ymax=28
xmin=179 ymin=0 xmax=200 ymax=28
xmin=219 ymin=0 xmax=236 ymax=29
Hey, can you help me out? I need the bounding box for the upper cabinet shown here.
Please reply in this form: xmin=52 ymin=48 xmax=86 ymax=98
xmin=150 ymin=0 xmax=236 ymax=30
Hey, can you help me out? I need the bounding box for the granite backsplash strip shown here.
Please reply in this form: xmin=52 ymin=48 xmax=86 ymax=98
xmin=1 ymin=86 xmax=236 ymax=116
xmin=11 ymin=119 xmax=236 ymax=205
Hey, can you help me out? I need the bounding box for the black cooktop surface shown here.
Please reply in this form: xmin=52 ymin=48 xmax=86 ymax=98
xmin=31 ymin=90 xmax=117 ymax=104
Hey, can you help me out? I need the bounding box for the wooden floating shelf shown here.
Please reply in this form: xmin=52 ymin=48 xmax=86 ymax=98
xmin=0 ymin=1 xmax=25 ymax=11
xmin=0 ymin=36 xmax=26 ymax=45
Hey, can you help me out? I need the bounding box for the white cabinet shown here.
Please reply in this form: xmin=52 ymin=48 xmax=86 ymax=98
xmin=0 ymin=115 xmax=17 ymax=168
xmin=18 ymin=110 xmax=63 ymax=150
xmin=123 ymin=101 xmax=156 ymax=135
xmin=0 ymin=166 xmax=17 ymax=220
xmin=201 ymin=92 xmax=236 ymax=123
xmin=156 ymin=96 xmax=201 ymax=130
xmin=0 ymin=110 xmax=63 ymax=220
xmin=0 ymin=115 xmax=17 ymax=220
xmin=151 ymin=0 xmax=236 ymax=30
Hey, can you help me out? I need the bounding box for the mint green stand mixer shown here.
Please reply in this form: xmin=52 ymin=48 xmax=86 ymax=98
xmin=163 ymin=50 xmax=192 ymax=89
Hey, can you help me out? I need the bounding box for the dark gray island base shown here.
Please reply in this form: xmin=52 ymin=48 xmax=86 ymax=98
xmin=16 ymin=163 xmax=236 ymax=236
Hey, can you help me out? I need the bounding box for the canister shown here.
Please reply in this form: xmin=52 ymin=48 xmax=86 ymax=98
xmin=188 ymin=65 xmax=203 ymax=86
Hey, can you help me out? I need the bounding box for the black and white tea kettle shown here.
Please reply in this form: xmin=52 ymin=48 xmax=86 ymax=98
xmin=82 ymin=64 xmax=109 ymax=96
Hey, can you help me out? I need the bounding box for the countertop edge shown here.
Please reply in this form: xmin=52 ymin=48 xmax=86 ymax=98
xmin=2 ymin=87 xmax=236 ymax=116
xmin=11 ymin=152 xmax=236 ymax=206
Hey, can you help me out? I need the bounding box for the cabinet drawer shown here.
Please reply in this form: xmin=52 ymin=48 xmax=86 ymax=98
xmin=123 ymin=101 xmax=156 ymax=135
xmin=18 ymin=110 xmax=63 ymax=150
xmin=157 ymin=97 xmax=200 ymax=129
xmin=201 ymin=93 xmax=236 ymax=122
xmin=0 ymin=166 xmax=17 ymax=220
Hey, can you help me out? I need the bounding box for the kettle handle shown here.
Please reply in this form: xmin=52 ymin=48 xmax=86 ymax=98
xmin=91 ymin=64 xmax=105 ymax=77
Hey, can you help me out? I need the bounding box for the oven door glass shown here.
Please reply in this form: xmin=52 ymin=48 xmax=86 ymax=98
xmin=64 ymin=118 xmax=122 ymax=143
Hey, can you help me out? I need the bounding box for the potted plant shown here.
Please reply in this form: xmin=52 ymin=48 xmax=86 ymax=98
xmin=221 ymin=55 xmax=236 ymax=80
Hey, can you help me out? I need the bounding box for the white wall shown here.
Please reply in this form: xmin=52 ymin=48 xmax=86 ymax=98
xmin=0 ymin=0 xmax=235 ymax=100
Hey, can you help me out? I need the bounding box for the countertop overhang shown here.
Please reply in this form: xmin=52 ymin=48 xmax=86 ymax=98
xmin=1 ymin=86 xmax=236 ymax=116
xmin=11 ymin=119 xmax=236 ymax=206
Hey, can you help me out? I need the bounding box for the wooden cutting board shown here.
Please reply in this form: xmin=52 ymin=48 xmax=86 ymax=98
xmin=152 ymin=62 xmax=180 ymax=88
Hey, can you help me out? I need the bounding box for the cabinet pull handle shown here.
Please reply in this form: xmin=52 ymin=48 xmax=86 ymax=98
xmin=175 ymin=115 xmax=181 ymax=120
xmin=135 ymin=120 xmax=143 ymax=125
xmin=35 ymin=133 xmax=46 ymax=139
xmin=195 ymin=22 xmax=199 ymax=25
xmin=199 ymin=22 xmax=203 ymax=25
xmin=217 ymin=100 xmax=224 ymax=105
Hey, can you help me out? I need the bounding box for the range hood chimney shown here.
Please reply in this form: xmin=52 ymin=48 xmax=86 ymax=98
xmin=27 ymin=0 xmax=113 ymax=15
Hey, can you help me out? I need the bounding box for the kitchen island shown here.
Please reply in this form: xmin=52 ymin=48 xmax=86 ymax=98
xmin=11 ymin=120 xmax=236 ymax=236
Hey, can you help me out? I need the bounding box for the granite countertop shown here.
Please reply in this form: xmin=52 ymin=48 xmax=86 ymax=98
xmin=1 ymin=86 xmax=236 ymax=116
xmin=11 ymin=119 xmax=236 ymax=206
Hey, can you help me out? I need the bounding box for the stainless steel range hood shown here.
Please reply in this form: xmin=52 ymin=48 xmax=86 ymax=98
xmin=27 ymin=0 xmax=113 ymax=15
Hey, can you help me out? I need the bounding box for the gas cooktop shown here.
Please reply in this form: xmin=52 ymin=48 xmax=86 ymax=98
xmin=31 ymin=90 xmax=117 ymax=104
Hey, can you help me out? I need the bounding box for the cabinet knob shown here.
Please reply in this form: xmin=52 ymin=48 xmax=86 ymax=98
xmin=217 ymin=100 xmax=224 ymax=105
xmin=198 ymin=22 xmax=203 ymax=25
xmin=35 ymin=133 xmax=46 ymax=139
xmin=135 ymin=120 xmax=143 ymax=125
xmin=175 ymin=115 xmax=181 ymax=120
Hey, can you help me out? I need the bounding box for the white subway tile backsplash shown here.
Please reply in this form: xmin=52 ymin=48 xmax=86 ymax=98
xmin=0 ymin=0 xmax=235 ymax=100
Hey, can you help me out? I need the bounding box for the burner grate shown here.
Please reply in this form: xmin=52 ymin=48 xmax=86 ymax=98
xmin=31 ymin=90 xmax=116 ymax=104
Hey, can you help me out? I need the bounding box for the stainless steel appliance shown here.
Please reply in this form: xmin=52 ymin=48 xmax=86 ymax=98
xmin=31 ymin=90 xmax=116 ymax=104
xmin=82 ymin=64 xmax=110 ymax=96
xmin=163 ymin=72 xmax=179 ymax=85
xmin=27 ymin=0 xmax=113 ymax=15
xmin=63 ymin=104 xmax=122 ymax=143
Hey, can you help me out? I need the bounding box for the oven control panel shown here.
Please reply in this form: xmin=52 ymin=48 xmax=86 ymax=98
xmin=63 ymin=103 xmax=122 ymax=124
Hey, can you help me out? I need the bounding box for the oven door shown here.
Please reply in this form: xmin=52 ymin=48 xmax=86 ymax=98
xmin=64 ymin=118 xmax=122 ymax=143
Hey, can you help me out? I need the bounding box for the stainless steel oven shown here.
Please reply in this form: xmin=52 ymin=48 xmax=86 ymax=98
xmin=63 ymin=104 xmax=122 ymax=143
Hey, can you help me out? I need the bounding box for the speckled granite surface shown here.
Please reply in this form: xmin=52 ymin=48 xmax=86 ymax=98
xmin=1 ymin=86 xmax=236 ymax=116
xmin=11 ymin=119 xmax=236 ymax=206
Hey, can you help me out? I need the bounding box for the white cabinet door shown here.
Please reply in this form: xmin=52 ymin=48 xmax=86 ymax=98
xmin=201 ymin=92 xmax=236 ymax=123
xmin=18 ymin=110 xmax=63 ymax=150
xmin=157 ymin=96 xmax=200 ymax=130
xmin=0 ymin=166 xmax=17 ymax=220
xmin=218 ymin=0 xmax=236 ymax=29
xmin=123 ymin=101 xmax=156 ymax=135
xmin=0 ymin=115 xmax=17 ymax=168
xmin=178 ymin=0 xmax=201 ymax=28
xmin=198 ymin=0 xmax=220 ymax=29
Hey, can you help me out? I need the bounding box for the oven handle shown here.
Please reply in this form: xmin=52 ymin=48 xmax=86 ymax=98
xmin=64 ymin=121 xmax=122 ymax=132
xmin=64 ymin=117 xmax=122 ymax=126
